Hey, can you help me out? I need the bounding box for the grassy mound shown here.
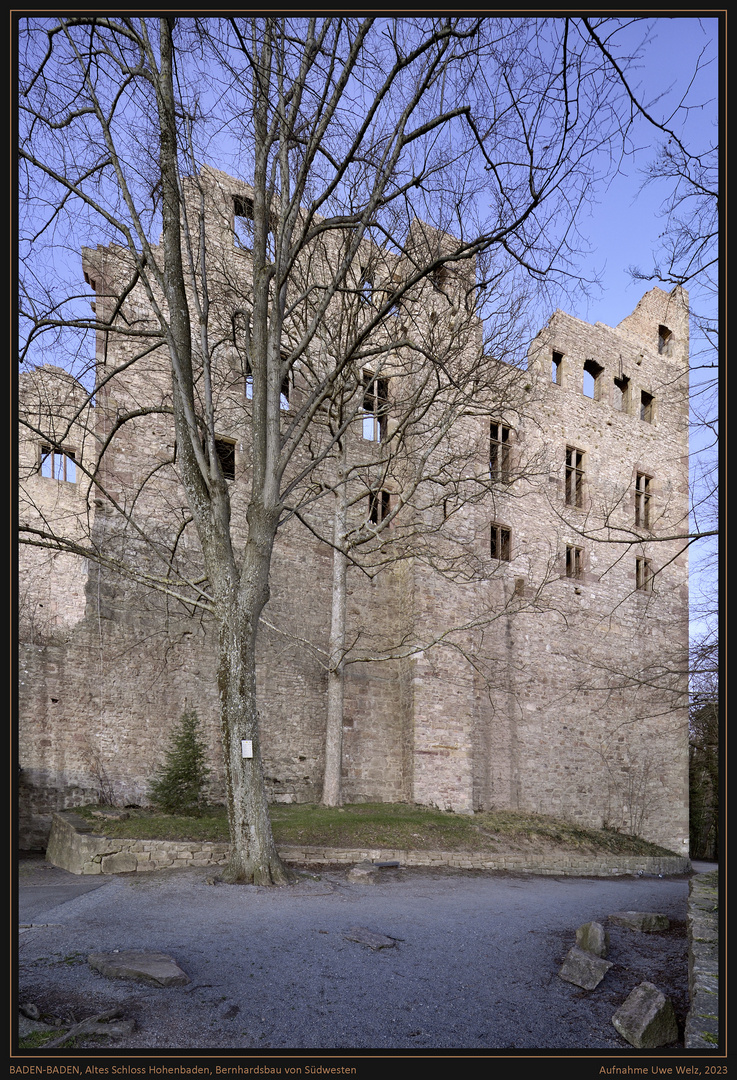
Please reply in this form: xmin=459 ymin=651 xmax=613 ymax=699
xmin=74 ymin=802 xmax=675 ymax=857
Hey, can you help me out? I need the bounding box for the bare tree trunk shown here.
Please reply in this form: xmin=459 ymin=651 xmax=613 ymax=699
xmin=322 ymin=463 xmax=348 ymax=806
xmin=216 ymin=534 xmax=292 ymax=884
xmin=217 ymin=616 xmax=292 ymax=884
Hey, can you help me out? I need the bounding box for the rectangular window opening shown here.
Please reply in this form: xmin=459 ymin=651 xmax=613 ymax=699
xmin=640 ymin=390 xmax=654 ymax=423
xmin=368 ymin=489 xmax=391 ymax=525
xmin=359 ymin=270 xmax=373 ymax=304
xmin=636 ymin=557 xmax=653 ymax=592
xmin=244 ymin=355 xmax=290 ymax=410
xmin=214 ymin=438 xmax=236 ymax=480
xmin=566 ymin=544 xmax=583 ymax=579
xmin=552 ymin=351 xmax=563 ymax=385
xmin=613 ymin=375 xmax=629 ymax=411
xmin=658 ymin=325 xmax=673 ymax=356
xmin=363 ymin=371 xmax=389 ymax=442
xmin=40 ymin=445 xmax=76 ymax=483
xmin=490 ymin=422 xmax=512 ymax=482
xmin=635 ymin=473 xmax=652 ymax=529
xmin=233 ymin=195 xmax=255 ymax=250
xmin=430 ymin=262 xmax=451 ymax=291
xmin=490 ymin=523 xmax=511 ymax=562
xmin=565 ymin=446 xmax=585 ymax=508
xmin=583 ymin=359 xmax=604 ymax=400
xmin=233 ymin=195 xmax=274 ymax=258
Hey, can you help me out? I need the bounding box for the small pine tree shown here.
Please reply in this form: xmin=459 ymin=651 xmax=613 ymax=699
xmin=148 ymin=708 xmax=211 ymax=816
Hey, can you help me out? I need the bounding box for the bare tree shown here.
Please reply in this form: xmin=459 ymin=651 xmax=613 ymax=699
xmin=313 ymin=256 xmax=537 ymax=805
xmin=19 ymin=17 xmax=681 ymax=881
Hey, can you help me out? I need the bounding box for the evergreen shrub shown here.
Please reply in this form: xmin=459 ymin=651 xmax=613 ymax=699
xmin=148 ymin=708 xmax=211 ymax=816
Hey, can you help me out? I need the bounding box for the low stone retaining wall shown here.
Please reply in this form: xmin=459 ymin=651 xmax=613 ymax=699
xmin=46 ymin=811 xmax=689 ymax=878
xmin=280 ymin=846 xmax=688 ymax=876
xmin=46 ymin=812 xmax=230 ymax=876
xmin=685 ymin=870 xmax=719 ymax=1050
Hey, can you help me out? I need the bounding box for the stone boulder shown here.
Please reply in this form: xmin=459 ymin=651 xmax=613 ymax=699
xmin=88 ymin=951 xmax=190 ymax=986
xmin=576 ymin=920 xmax=610 ymax=957
xmin=612 ymin=981 xmax=678 ymax=1047
xmin=609 ymin=911 xmax=670 ymax=932
xmin=558 ymin=946 xmax=613 ymax=990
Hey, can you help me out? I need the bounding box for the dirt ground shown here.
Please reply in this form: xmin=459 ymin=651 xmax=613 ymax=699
xmin=17 ymin=859 xmax=692 ymax=1057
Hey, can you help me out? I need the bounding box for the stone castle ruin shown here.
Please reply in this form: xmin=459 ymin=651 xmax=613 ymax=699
xmin=18 ymin=167 xmax=690 ymax=854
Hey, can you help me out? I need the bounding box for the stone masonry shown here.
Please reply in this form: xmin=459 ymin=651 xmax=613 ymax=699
xmin=18 ymin=167 xmax=690 ymax=854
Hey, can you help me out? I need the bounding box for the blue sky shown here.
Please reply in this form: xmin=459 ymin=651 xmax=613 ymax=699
xmin=563 ymin=17 xmax=718 ymax=331
xmin=559 ymin=17 xmax=719 ymax=647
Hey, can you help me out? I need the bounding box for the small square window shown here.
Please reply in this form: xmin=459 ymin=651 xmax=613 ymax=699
xmin=40 ymin=445 xmax=76 ymax=483
xmin=636 ymin=557 xmax=653 ymax=592
xmin=490 ymin=523 xmax=511 ymax=561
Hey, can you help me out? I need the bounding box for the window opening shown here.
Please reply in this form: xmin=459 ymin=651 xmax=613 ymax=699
xmin=635 ymin=473 xmax=652 ymax=529
xmin=214 ymin=438 xmax=236 ymax=481
xmin=658 ymin=325 xmax=673 ymax=356
xmin=233 ymin=195 xmax=274 ymax=259
xmin=431 ymin=264 xmax=449 ymax=289
xmin=583 ymin=359 xmax=603 ymax=400
xmin=613 ymin=375 xmax=629 ymax=411
xmin=359 ymin=271 xmax=373 ymax=303
xmin=368 ymin=489 xmax=390 ymax=524
xmin=245 ymin=356 xmax=290 ymax=410
xmin=40 ymin=446 xmax=76 ymax=483
xmin=363 ymin=371 xmax=389 ymax=441
xmin=640 ymin=390 xmax=654 ymax=423
xmin=566 ymin=545 xmax=583 ymax=579
xmin=233 ymin=195 xmax=255 ymax=250
xmin=552 ymin=351 xmax=563 ymax=385
xmin=490 ymin=523 xmax=511 ymax=561
xmin=490 ymin=422 xmax=512 ymax=481
xmin=636 ymin=557 xmax=653 ymax=592
xmin=565 ymin=446 xmax=584 ymax=508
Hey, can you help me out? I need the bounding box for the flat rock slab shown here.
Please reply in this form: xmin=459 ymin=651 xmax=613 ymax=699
xmin=88 ymin=951 xmax=190 ymax=986
xmin=558 ymin=946 xmax=613 ymax=990
xmin=346 ymin=862 xmax=379 ymax=883
xmin=612 ymin=981 xmax=678 ymax=1048
xmin=609 ymin=911 xmax=670 ymax=932
xmin=576 ymin=920 xmax=610 ymax=957
xmin=343 ymin=926 xmax=398 ymax=950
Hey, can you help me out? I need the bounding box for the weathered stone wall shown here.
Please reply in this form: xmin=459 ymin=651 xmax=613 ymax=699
xmin=17 ymin=167 xmax=690 ymax=854
xmin=45 ymin=811 xmax=690 ymax=879
xmin=685 ymin=870 xmax=719 ymax=1049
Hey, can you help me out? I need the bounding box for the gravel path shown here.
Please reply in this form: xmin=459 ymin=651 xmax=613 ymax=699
xmin=18 ymin=858 xmax=690 ymax=1052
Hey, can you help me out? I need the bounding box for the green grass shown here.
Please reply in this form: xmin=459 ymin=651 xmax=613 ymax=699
xmin=73 ymin=802 xmax=675 ymax=857
xmin=18 ymin=1030 xmax=75 ymax=1049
